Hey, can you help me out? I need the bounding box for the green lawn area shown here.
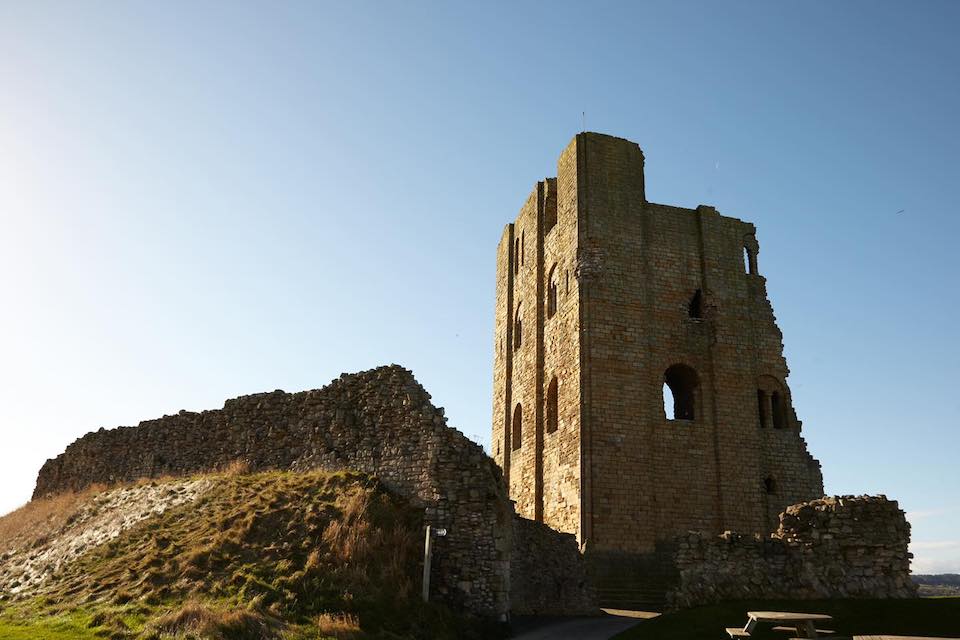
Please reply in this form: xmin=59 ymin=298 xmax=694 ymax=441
xmin=614 ymin=598 xmax=960 ymax=640
xmin=0 ymin=610 xmax=103 ymax=640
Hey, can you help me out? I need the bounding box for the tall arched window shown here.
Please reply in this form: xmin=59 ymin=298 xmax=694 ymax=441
xmin=546 ymin=377 xmax=559 ymax=433
xmin=547 ymin=265 xmax=558 ymax=318
xmin=513 ymin=304 xmax=522 ymax=350
xmin=512 ymin=404 xmax=523 ymax=450
xmin=663 ymin=364 xmax=699 ymax=421
xmin=514 ymin=237 xmax=520 ymax=274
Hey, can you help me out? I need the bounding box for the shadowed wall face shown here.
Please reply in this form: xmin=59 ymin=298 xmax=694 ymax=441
xmin=493 ymin=133 xmax=823 ymax=558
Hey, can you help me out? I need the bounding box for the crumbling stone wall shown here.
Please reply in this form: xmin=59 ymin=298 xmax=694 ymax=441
xmin=509 ymin=516 xmax=596 ymax=616
xmin=669 ymin=495 xmax=916 ymax=608
xmin=35 ymin=366 xmax=520 ymax=616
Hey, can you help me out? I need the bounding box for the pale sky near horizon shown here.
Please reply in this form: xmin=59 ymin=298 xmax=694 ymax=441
xmin=1 ymin=1 xmax=958 ymax=573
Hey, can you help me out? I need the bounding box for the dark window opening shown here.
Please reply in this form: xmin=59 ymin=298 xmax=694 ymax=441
xmin=771 ymin=391 xmax=785 ymax=429
xmin=764 ymin=476 xmax=776 ymax=495
xmin=565 ymin=270 xmax=569 ymax=294
xmin=521 ymin=231 xmax=525 ymax=266
xmin=513 ymin=305 xmax=522 ymax=350
xmin=514 ymin=238 xmax=520 ymax=274
xmin=688 ymin=289 xmax=703 ymax=319
xmin=663 ymin=364 xmax=699 ymax=421
xmin=512 ymin=404 xmax=522 ymax=450
xmin=547 ymin=265 xmax=558 ymax=318
xmin=546 ymin=377 xmax=559 ymax=433
xmin=757 ymin=389 xmax=769 ymax=428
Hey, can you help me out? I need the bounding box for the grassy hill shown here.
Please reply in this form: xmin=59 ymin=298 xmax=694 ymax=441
xmin=0 ymin=469 xmax=498 ymax=640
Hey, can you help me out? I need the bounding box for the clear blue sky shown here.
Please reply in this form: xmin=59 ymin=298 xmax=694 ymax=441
xmin=1 ymin=1 xmax=957 ymax=573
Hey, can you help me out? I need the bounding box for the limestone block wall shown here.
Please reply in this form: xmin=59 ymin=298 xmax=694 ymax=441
xmin=509 ymin=516 xmax=596 ymax=616
xmin=668 ymin=496 xmax=916 ymax=608
xmin=33 ymin=365 xmax=515 ymax=617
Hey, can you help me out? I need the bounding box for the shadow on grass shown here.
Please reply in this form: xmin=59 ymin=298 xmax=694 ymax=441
xmin=613 ymin=598 xmax=960 ymax=640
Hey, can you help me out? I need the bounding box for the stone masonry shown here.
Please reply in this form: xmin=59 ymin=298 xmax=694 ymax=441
xmin=669 ymin=495 xmax=917 ymax=608
xmin=492 ymin=133 xmax=825 ymax=605
xmin=33 ymin=365 xmax=595 ymax=619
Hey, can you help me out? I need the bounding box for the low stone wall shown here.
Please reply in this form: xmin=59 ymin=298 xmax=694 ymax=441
xmin=669 ymin=495 xmax=916 ymax=608
xmin=33 ymin=365 xmax=515 ymax=617
xmin=510 ymin=516 xmax=596 ymax=616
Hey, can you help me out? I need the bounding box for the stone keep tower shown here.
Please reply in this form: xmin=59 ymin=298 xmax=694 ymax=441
xmin=492 ymin=133 xmax=823 ymax=562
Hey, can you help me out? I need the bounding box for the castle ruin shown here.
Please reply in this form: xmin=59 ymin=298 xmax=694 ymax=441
xmin=492 ymin=132 xmax=826 ymax=605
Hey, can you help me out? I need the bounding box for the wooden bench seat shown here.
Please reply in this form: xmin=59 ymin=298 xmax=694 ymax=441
xmin=771 ymin=625 xmax=836 ymax=635
xmin=726 ymin=628 xmax=752 ymax=638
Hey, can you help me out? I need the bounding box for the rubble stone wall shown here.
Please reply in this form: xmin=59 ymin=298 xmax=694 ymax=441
xmin=669 ymin=495 xmax=917 ymax=608
xmin=509 ymin=516 xmax=596 ymax=616
xmin=34 ymin=366 xmax=532 ymax=617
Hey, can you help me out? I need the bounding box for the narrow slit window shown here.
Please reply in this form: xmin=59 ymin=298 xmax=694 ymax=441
xmin=512 ymin=404 xmax=522 ymax=450
xmin=513 ymin=304 xmax=522 ymax=350
xmin=771 ymin=391 xmax=785 ymax=429
xmin=688 ymin=289 xmax=703 ymax=319
xmin=663 ymin=364 xmax=699 ymax=421
xmin=546 ymin=377 xmax=559 ymax=433
xmin=757 ymin=389 xmax=769 ymax=428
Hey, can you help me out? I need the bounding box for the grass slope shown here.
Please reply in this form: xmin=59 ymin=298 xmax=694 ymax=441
xmin=615 ymin=597 xmax=960 ymax=639
xmin=0 ymin=469 xmax=498 ymax=640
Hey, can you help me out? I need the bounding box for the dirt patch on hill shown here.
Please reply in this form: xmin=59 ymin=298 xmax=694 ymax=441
xmin=0 ymin=478 xmax=213 ymax=597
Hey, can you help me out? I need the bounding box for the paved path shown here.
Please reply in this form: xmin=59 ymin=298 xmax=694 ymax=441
xmin=510 ymin=610 xmax=656 ymax=640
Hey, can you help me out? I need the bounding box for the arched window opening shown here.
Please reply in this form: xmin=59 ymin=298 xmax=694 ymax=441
xmin=521 ymin=231 xmax=525 ymax=266
xmin=771 ymin=391 xmax=785 ymax=429
xmin=547 ymin=265 xmax=558 ymax=318
xmin=757 ymin=375 xmax=789 ymax=430
xmin=757 ymin=389 xmax=769 ymax=428
xmin=688 ymin=289 xmax=703 ymax=319
xmin=512 ymin=404 xmax=523 ymax=450
xmin=663 ymin=364 xmax=699 ymax=421
xmin=764 ymin=476 xmax=777 ymax=495
xmin=514 ymin=237 xmax=520 ymax=274
xmin=546 ymin=377 xmax=559 ymax=433
xmin=513 ymin=304 xmax=522 ymax=350
xmin=565 ymin=270 xmax=569 ymax=295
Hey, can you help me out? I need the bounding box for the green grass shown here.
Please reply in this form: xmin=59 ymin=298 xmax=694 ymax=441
xmin=0 ymin=609 xmax=103 ymax=640
xmin=0 ymin=469 xmax=502 ymax=640
xmin=614 ymin=597 xmax=960 ymax=639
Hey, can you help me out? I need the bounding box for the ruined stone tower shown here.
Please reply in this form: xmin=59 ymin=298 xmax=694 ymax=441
xmin=492 ymin=133 xmax=823 ymax=602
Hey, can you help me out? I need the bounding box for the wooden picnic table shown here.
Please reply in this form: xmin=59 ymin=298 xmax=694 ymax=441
xmin=727 ymin=611 xmax=835 ymax=639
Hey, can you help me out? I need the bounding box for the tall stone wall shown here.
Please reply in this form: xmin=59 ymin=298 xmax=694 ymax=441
xmin=34 ymin=366 xmax=516 ymax=616
xmin=509 ymin=516 xmax=596 ymax=616
xmin=669 ymin=495 xmax=916 ymax=608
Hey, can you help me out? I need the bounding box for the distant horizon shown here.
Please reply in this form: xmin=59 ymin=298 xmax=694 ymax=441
xmin=2 ymin=1 xmax=957 ymax=574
